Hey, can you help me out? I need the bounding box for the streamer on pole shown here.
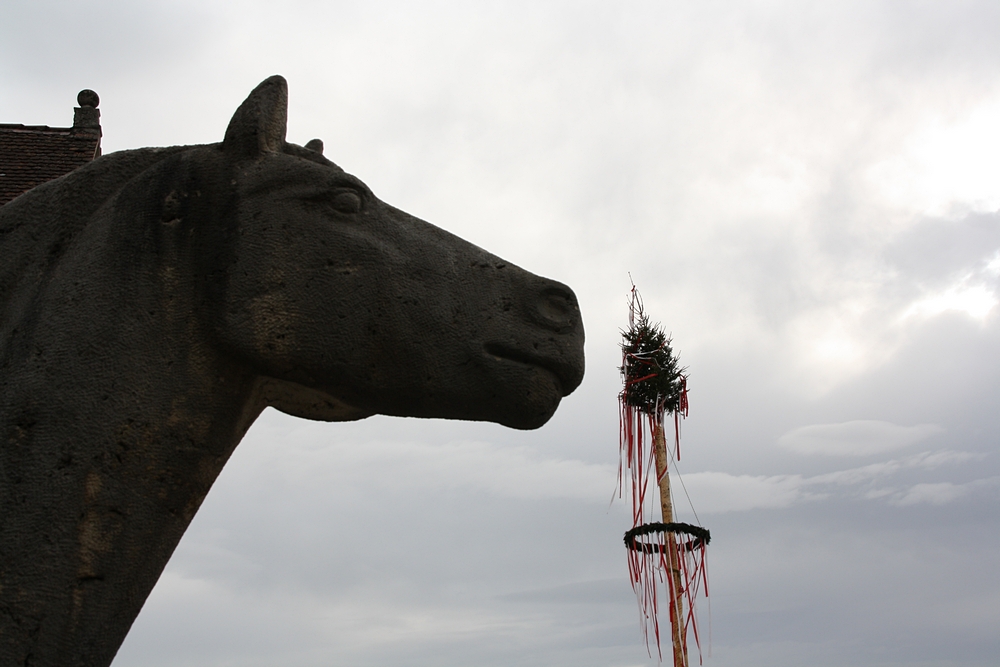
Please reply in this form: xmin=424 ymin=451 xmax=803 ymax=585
xmin=619 ymin=284 xmax=710 ymax=666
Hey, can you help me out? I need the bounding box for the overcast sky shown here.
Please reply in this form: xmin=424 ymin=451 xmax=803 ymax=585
xmin=4 ymin=1 xmax=1000 ymax=666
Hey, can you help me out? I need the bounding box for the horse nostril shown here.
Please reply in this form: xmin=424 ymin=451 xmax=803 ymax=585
xmin=536 ymin=286 xmax=579 ymax=332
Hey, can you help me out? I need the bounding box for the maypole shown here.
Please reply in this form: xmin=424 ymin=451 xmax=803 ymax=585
xmin=619 ymin=284 xmax=710 ymax=666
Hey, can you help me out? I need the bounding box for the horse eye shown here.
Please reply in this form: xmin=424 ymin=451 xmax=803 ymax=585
xmin=331 ymin=189 xmax=362 ymax=214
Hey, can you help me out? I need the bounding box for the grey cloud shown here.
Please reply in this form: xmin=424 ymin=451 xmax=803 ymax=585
xmin=884 ymin=211 xmax=1000 ymax=288
xmin=0 ymin=0 xmax=216 ymax=83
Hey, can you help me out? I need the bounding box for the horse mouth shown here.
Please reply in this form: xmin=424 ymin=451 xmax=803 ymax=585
xmin=483 ymin=342 xmax=581 ymax=397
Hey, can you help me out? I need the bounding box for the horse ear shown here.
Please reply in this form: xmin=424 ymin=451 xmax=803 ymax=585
xmin=223 ymin=75 xmax=288 ymax=157
xmin=304 ymin=138 xmax=324 ymax=155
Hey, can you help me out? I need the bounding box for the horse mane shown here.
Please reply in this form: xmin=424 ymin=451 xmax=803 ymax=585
xmin=0 ymin=146 xmax=195 ymax=327
xmin=0 ymin=139 xmax=340 ymax=332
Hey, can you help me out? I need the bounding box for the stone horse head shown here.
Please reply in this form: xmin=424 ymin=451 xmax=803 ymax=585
xmin=0 ymin=76 xmax=584 ymax=667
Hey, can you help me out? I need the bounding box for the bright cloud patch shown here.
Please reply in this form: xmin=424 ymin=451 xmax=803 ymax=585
xmin=867 ymin=97 xmax=1000 ymax=217
xmin=903 ymin=279 xmax=998 ymax=321
xmin=891 ymin=476 xmax=1000 ymax=507
xmin=251 ymin=420 xmax=985 ymax=518
xmin=777 ymin=420 xmax=942 ymax=456
xmin=254 ymin=424 xmax=617 ymax=503
xmin=685 ymin=450 xmax=987 ymax=513
xmin=364 ymin=440 xmax=616 ymax=501
xmin=679 ymin=472 xmax=814 ymax=513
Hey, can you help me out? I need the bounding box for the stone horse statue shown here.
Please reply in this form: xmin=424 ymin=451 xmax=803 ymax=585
xmin=0 ymin=76 xmax=585 ymax=667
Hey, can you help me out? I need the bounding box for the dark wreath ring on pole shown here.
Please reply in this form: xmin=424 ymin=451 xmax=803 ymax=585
xmin=624 ymin=522 xmax=712 ymax=553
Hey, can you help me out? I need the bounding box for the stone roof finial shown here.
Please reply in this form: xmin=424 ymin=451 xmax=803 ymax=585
xmin=77 ymin=89 xmax=100 ymax=109
xmin=73 ymin=89 xmax=102 ymax=137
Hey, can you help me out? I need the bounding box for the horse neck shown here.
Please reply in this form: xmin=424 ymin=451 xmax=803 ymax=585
xmin=17 ymin=187 xmax=267 ymax=451
xmin=0 ymin=176 xmax=267 ymax=666
xmin=0 ymin=147 xmax=191 ymax=323
xmin=4 ymin=148 xmax=263 ymax=454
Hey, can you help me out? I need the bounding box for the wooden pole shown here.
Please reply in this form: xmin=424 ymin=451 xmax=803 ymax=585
xmin=653 ymin=424 xmax=687 ymax=667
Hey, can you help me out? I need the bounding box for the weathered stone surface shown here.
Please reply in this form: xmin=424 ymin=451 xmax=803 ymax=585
xmin=0 ymin=76 xmax=584 ymax=667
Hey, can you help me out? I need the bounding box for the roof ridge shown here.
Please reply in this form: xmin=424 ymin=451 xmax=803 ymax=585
xmin=0 ymin=124 xmax=73 ymax=134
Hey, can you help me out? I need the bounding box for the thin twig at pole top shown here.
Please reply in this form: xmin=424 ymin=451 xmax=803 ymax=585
xmin=618 ymin=282 xmax=711 ymax=666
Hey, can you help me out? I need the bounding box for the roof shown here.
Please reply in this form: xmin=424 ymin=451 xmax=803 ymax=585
xmin=0 ymin=90 xmax=102 ymax=206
